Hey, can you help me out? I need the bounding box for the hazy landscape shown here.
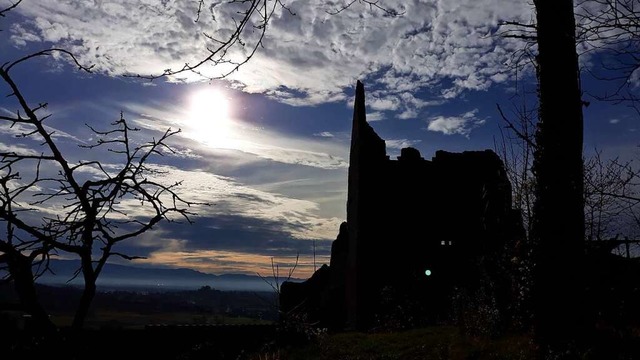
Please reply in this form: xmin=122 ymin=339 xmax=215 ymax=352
xmin=36 ymin=259 xmax=298 ymax=292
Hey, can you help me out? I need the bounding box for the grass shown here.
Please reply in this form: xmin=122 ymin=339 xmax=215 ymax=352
xmin=266 ymin=326 xmax=537 ymax=360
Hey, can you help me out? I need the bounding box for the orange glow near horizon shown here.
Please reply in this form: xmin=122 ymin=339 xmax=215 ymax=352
xmin=135 ymin=249 xmax=328 ymax=279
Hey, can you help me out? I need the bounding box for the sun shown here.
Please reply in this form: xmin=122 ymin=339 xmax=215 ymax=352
xmin=186 ymin=88 xmax=235 ymax=146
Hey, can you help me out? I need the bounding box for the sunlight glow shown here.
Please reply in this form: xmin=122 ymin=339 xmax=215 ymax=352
xmin=185 ymin=88 xmax=236 ymax=147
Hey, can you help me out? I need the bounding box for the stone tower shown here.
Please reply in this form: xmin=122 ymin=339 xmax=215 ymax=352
xmin=346 ymin=80 xmax=387 ymax=328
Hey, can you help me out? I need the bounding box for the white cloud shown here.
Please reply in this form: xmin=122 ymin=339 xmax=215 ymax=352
xmin=9 ymin=0 xmax=533 ymax=109
xmin=9 ymin=23 xmax=41 ymax=46
xmin=386 ymin=139 xmax=422 ymax=150
xmin=168 ymin=147 xmax=203 ymax=159
xmin=609 ymin=118 xmax=620 ymax=124
xmin=314 ymin=131 xmax=335 ymax=138
xmin=426 ymin=109 xmax=484 ymax=137
xmin=245 ymin=143 xmax=348 ymax=169
xmin=369 ymin=96 xmax=401 ymax=111
xmin=0 ymin=142 xmax=40 ymax=156
xmin=397 ymin=109 xmax=418 ymax=120
xmin=366 ymin=111 xmax=385 ymax=122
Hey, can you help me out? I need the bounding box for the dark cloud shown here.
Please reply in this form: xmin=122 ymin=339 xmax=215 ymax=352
xmin=117 ymin=214 xmax=335 ymax=259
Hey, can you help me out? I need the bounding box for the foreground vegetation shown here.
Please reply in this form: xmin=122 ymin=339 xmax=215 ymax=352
xmin=247 ymin=325 xmax=640 ymax=360
xmin=275 ymin=327 xmax=536 ymax=360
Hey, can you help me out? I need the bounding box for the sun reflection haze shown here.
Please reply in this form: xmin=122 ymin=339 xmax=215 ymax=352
xmin=185 ymin=88 xmax=237 ymax=148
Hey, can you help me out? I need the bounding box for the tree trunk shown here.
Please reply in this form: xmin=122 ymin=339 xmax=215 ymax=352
xmin=72 ymin=254 xmax=96 ymax=330
xmin=8 ymin=251 xmax=57 ymax=334
xmin=532 ymin=0 xmax=586 ymax=352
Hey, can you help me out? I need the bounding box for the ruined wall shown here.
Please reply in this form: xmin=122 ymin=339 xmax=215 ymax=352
xmin=280 ymin=81 xmax=523 ymax=331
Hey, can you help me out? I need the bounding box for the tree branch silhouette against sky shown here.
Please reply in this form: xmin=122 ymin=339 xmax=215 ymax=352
xmin=1 ymin=0 xmax=639 ymax=278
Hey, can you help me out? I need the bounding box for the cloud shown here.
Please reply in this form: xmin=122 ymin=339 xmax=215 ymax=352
xmin=8 ymin=23 xmax=41 ymax=46
xmin=10 ymin=0 xmax=533 ymax=110
xmin=609 ymin=118 xmax=620 ymax=124
xmin=0 ymin=112 xmax=86 ymax=145
xmin=0 ymin=142 xmax=40 ymax=156
xmin=122 ymin=101 xmax=350 ymax=170
xmin=366 ymin=111 xmax=385 ymax=122
xmin=128 ymin=206 xmax=337 ymax=277
xmin=4 ymin=157 xmax=343 ymax=278
xmin=397 ymin=109 xmax=418 ymax=120
xmin=386 ymin=139 xmax=422 ymax=150
xmin=314 ymin=131 xmax=335 ymax=138
xmin=248 ymin=145 xmax=347 ymax=169
xmin=369 ymin=96 xmax=401 ymax=111
xmin=117 ymin=164 xmax=345 ymax=241
xmin=426 ymin=109 xmax=485 ymax=137
xmin=168 ymin=146 xmax=204 ymax=159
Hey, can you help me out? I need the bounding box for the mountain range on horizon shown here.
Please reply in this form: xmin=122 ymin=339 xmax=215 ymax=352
xmin=36 ymin=259 xmax=302 ymax=292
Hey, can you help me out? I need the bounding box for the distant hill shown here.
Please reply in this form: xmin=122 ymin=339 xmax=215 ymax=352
xmin=37 ymin=259 xmax=301 ymax=292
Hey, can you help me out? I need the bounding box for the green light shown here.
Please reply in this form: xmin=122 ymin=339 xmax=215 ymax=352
xmin=425 ymin=269 xmax=432 ymax=276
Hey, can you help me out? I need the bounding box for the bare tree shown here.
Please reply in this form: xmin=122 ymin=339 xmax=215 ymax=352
xmin=495 ymin=94 xmax=538 ymax=236
xmin=501 ymin=0 xmax=640 ymax=243
xmin=584 ymin=151 xmax=640 ymax=241
xmin=576 ymin=0 xmax=640 ymax=113
xmin=495 ymin=0 xmax=589 ymax=351
xmin=0 ymin=48 xmax=198 ymax=330
xmin=257 ymin=254 xmax=299 ymax=304
xmin=496 ymin=95 xmax=640 ymax=245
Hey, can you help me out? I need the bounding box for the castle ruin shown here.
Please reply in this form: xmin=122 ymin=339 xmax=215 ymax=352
xmin=280 ymin=81 xmax=524 ymax=330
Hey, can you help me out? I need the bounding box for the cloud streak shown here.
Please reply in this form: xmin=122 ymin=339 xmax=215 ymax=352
xmin=121 ymin=100 xmax=350 ymax=170
xmin=128 ymin=164 xmax=345 ymax=241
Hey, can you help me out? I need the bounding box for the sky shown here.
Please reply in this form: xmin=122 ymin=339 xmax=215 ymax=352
xmin=1 ymin=0 xmax=639 ymax=279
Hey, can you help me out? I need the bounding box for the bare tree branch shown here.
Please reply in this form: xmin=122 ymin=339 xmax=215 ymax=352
xmin=0 ymin=0 xmax=22 ymax=18
xmin=325 ymin=0 xmax=403 ymax=16
xmin=576 ymin=0 xmax=640 ymax=111
xmin=128 ymin=0 xmax=294 ymax=81
xmin=0 ymin=49 xmax=203 ymax=330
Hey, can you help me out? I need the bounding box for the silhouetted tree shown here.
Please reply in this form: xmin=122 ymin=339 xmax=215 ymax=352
xmin=0 ymin=12 xmax=197 ymax=331
xmin=500 ymin=0 xmax=588 ymax=351
xmin=496 ymin=98 xmax=538 ymax=237
xmin=497 ymin=102 xmax=640 ymax=337
xmin=498 ymin=108 xmax=640 ymax=242
xmin=576 ymin=0 xmax=640 ymax=113
xmin=584 ymin=152 xmax=640 ymax=242
xmin=531 ymin=0 xmax=586 ymax=352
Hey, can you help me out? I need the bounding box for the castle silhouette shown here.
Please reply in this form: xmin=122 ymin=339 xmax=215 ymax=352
xmin=281 ymin=81 xmax=524 ymax=330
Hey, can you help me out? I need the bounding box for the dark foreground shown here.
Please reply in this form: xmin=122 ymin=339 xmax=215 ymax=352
xmin=4 ymin=325 xmax=640 ymax=360
xmin=4 ymin=324 xmax=277 ymax=360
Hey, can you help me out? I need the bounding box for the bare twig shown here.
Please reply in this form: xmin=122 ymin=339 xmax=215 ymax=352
xmin=326 ymin=0 xmax=403 ymax=16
